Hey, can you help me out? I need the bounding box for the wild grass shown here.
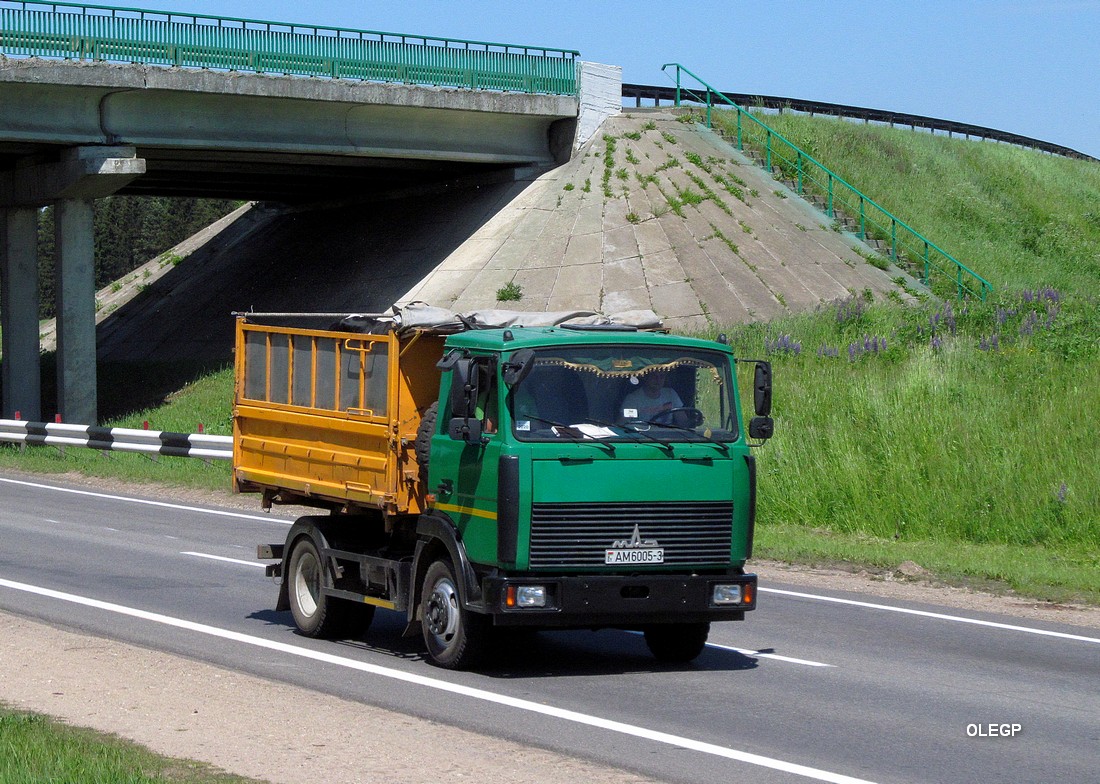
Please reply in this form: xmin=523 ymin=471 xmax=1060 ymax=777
xmin=0 ymin=366 xmax=233 ymax=490
xmin=718 ymin=290 xmax=1100 ymax=602
xmin=713 ymin=110 xmax=1100 ymax=294
xmin=0 ymin=708 xmax=259 ymax=783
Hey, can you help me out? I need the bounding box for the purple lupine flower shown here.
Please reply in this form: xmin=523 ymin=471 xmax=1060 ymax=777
xmin=931 ymin=335 xmax=943 ymax=351
xmin=767 ymin=334 xmax=802 ymax=356
xmin=1056 ymin=482 xmax=1068 ymax=504
xmin=1040 ymin=287 xmax=1063 ymax=304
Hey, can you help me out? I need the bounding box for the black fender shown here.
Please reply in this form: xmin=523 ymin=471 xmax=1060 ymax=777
xmin=406 ymin=511 xmax=483 ymax=629
xmin=275 ymin=516 xmax=341 ymax=612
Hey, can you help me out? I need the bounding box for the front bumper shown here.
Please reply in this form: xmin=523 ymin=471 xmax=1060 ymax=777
xmin=482 ymin=573 xmax=756 ymax=627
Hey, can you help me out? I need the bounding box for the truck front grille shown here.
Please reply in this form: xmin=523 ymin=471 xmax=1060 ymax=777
xmin=529 ymin=501 xmax=733 ymax=568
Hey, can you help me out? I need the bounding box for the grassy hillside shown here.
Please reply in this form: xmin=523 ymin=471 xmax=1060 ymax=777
xmin=725 ymin=291 xmax=1099 ymax=601
xmin=701 ymin=112 xmax=1100 ymax=600
xmin=713 ymin=110 xmax=1100 ymax=294
xmin=2 ymin=114 xmax=1098 ymax=602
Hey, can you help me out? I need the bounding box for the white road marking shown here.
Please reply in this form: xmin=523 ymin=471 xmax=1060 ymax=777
xmin=706 ymin=642 xmax=833 ymax=667
xmin=760 ymin=587 xmax=1100 ymax=645
xmin=0 ymin=476 xmax=292 ymax=525
xmin=181 ymin=552 xmax=266 ymax=569
xmin=624 ymin=631 xmax=832 ymax=668
xmin=9 ymin=476 xmax=1089 ymax=648
xmin=0 ymin=576 xmax=877 ymax=784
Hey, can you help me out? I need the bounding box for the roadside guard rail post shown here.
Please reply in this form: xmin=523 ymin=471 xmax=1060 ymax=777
xmin=0 ymin=418 xmax=232 ymax=460
xmin=0 ymin=1 xmax=580 ymax=95
xmin=660 ymin=63 xmax=993 ymax=302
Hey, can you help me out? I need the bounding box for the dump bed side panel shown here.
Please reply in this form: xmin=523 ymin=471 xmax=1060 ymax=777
xmin=233 ymin=319 xmax=439 ymax=515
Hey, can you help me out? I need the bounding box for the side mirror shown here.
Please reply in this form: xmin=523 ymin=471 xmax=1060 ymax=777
xmin=749 ymin=416 xmax=774 ymax=440
xmin=502 ymin=349 xmax=536 ymax=386
xmin=436 ymin=349 xmax=462 ymax=371
xmin=448 ymin=416 xmax=484 ymax=443
xmin=754 ymin=361 xmax=772 ymax=417
xmin=448 ymin=358 xmax=477 ymax=419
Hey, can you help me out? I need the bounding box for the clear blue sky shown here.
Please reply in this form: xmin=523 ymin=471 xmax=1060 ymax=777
xmin=126 ymin=0 xmax=1099 ymax=158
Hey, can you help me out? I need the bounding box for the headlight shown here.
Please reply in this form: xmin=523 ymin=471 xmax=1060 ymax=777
xmin=712 ymin=584 xmax=743 ymax=605
xmin=505 ymin=585 xmax=548 ymax=608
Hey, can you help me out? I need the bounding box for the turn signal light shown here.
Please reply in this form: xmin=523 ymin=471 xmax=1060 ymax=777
xmin=712 ymin=584 xmax=744 ymax=605
xmin=504 ymin=585 xmax=547 ymax=608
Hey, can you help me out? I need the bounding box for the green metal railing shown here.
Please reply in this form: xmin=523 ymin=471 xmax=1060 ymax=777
xmin=0 ymin=1 xmax=580 ymax=95
xmin=662 ymin=64 xmax=992 ymax=301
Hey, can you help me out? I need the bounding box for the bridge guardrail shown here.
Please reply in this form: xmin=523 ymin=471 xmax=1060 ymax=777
xmin=622 ymin=83 xmax=1096 ymax=163
xmin=0 ymin=1 xmax=580 ymax=95
xmin=660 ymin=63 xmax=993 ymax=302
xmin=0 ymin=418 xmax=232 ymax=460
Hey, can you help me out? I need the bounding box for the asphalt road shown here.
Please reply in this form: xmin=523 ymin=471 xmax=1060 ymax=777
xmin=0 ymin=472 xmax=1097 ymax=784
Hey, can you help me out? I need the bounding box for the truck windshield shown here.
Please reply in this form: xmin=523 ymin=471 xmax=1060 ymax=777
xmin=508 ymin=345 xmax=739 ymax=443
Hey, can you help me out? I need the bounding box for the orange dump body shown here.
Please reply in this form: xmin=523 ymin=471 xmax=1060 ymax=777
xmin=232 ymin=317 xmax=445 ymax=518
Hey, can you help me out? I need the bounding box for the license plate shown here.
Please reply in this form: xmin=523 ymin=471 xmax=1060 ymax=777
xmin=605 ymin=548 xmax=664 ymax=565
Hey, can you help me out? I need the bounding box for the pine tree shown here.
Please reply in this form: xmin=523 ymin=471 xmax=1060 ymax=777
xmin=33 ymin=197 xmax=240 ymax=319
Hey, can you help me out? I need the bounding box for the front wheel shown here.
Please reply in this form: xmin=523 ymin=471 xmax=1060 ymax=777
xmin=287 ymin=536 xmax=374 ymax=639
xmin=420 ymin=559 xmax=489 ymax=669
xmin=643 ymin=622 xmax=710 ymax=663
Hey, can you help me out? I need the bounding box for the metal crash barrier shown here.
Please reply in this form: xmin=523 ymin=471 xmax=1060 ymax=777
xmin=0 ymin=418 xmax=231 ymax=460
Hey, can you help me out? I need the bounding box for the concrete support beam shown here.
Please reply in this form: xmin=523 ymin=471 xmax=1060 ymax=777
xmin=1 ymin=207 xmax=41 ymax=420
xmin=0 ymin=146 xmax=145 ymax=207
xmin=54 ymin=199 xmax=97 ymax=424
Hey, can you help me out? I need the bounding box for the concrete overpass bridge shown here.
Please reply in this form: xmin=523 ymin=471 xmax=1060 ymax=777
xmin=0 ymin=1 xmax=616 ymax=423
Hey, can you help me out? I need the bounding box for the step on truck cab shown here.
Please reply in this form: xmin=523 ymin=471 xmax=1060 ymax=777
xmin=235 ymin=305 xmax=773 ymax=668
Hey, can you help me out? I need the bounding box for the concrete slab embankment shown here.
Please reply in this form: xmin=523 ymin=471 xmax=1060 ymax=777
xmin=399 ymin=112 xmax=919 ymax=333
xmin=95 ymin=112 xmax=919 ymax=364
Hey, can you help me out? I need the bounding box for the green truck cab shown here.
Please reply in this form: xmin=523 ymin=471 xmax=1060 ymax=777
xmin=239 ymin=311 xmax=772 ymax=669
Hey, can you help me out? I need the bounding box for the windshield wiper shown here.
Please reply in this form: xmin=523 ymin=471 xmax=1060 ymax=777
xmin=516 ymin=412 xmax=614 ymax=453
xmin=633 ymin=419 xmax=730 ymax=454
xmin=594 ymin=418 xmax=672 ymax=456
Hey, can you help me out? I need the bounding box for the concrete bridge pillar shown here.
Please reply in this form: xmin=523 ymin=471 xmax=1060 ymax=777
xmin=53 ymin=199 xmax=97 ymax=425
xmin=0 ymin=145 xmax=144 ymax=424
xmin=1 ymin=207 xmax=42 ymax=421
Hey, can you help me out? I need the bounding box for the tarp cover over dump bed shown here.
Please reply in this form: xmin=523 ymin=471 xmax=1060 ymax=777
xmin=313 ymin=303 xmax=664 ymax=335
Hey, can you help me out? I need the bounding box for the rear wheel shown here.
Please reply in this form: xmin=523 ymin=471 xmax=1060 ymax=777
xmin=643 ymin=622 xmax=710 ymax=663
xmin=287 ymin=536 xmax=374 ymax=639
xmin=421 ymin=558 xmax=489 ymax=669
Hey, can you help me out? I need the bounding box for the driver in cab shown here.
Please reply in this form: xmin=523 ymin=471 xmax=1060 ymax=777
xmin=620 ymin=370 xmax=682 ymax=423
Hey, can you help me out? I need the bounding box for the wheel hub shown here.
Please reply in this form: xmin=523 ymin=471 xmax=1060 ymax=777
xmin=425 ymin=579 xmax=458 ymax=640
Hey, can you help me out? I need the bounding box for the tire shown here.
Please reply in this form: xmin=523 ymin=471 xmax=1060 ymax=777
xmin=414 ymin=402 xmax=439 ymax=479
xmin=287 ymin=536 xmax=374 ymax=639
xmin=420 ymin=558 xmax=489 ymax=669
xmin=643 ymin=622 xmax=711 ymax=663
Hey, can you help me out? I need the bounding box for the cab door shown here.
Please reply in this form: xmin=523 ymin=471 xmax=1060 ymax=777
xmin=429 ymin=355 xmax=502 ymax=564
